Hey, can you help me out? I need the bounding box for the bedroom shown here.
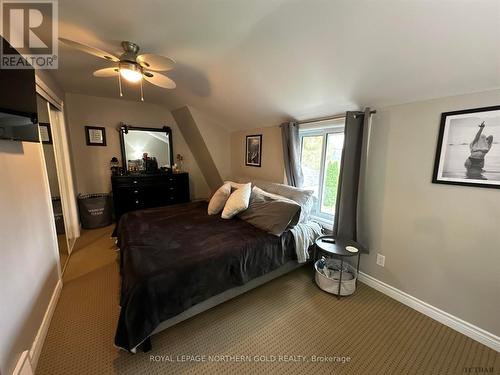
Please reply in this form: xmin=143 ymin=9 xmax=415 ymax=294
xmin=0 ymin=1 xmax=499 ymax=374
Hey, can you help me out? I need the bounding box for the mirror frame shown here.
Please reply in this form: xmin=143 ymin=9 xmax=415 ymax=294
xmin=118 ymin=123 xmax=174 ymax=172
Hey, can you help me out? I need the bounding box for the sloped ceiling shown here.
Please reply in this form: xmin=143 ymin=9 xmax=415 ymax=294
xmin=54 ymin=0 xmax=500 ymax=130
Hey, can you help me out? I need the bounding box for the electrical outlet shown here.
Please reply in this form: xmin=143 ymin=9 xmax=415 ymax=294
xmin=376 ymin=253 xmax=385 ymax=267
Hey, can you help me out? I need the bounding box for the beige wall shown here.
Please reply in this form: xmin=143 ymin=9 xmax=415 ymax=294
xmin=0 ymin=71 xmax=63 ymax=375
xmin=35 ymin=70 xmax=64 ymax=101
xmin=171 ymin=107 xmax=223 ymax=191
xmin=230 ymin=126 xmax=285 ymax=183
xmin=229 ymin=91 xmax=500 ymax=336
xmin=64 ymin=93 xmax=210 ymax=199
xmin=189 ymin=107 xmax=231 ymax=180
xmin=360 ymin=89 xmax=500 ymax=336
xmin=0 ymin=141 xmax=60 ymax=375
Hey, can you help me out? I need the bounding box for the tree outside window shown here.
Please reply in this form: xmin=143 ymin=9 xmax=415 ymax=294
xmin=300 ymin=123 xmax=344 ymax=224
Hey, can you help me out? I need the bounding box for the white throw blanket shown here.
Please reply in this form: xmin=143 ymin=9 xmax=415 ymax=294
xmin=290 ymin=222 xmax=323 ymax=263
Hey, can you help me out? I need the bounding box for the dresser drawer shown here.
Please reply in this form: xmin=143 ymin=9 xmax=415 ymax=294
xmin=111 ymin=173 xmax=190 ymax=220
xmin=112 ymin=175 xmax=181 ymax=187
xmin=114 ymin=187 xmax=145 ymax=201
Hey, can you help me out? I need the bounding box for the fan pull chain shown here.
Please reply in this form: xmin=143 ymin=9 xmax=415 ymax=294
xmin=118 ymin=74 xmax=123 ymax=97
xmin=140 ymin=78 xmax=144 ymax=101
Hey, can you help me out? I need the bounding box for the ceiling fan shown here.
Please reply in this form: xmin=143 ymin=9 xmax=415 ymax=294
xmin=59 ymin=38 xmax=176 ymax=101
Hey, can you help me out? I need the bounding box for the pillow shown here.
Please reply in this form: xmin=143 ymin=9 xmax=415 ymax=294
xmin=238 ymin=187 xmax=301 ymax=236
xmin=228 ymin=177 xmax=315 ymax=222
xmin=259 ymin=183 xmax=314 ymax=222
xmin=250 ymin=186 xmax=294 ymax=202
xmin=221 ymin=183 xmax=251 ymax=219
xmin=207 ymin=183 xmax=231 ymax=215
xmin=224 ymin=180 xmax=247 ymax=192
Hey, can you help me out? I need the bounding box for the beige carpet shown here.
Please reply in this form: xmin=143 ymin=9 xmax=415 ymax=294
xmin=37 ymin=226 xmax=499 ymax=375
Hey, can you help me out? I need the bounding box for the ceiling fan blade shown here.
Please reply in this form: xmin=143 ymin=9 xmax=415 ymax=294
xmin=143 ymin=71 xmax=176 ymax=89
xmin=93 ymin=67 xmax=119 ymax=77
xmin=137 ymin=54 xmax=175 ymax=71
xmin=59 ymin=38 xmax=119 ymax=62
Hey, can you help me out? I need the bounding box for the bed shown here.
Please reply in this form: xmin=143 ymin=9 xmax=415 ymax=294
xmin=114 ymin=200 xmax=310 ymax=352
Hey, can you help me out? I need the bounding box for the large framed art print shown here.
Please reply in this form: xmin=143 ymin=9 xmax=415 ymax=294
xmin=432 ymin=105 xmax=500 ymax=189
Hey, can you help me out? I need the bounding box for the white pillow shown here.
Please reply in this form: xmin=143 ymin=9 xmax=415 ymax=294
xmin=221 ymin=183 xmax=251 ymax=219
xmin=207 ymin=183 xmax=232 ymax=215
xmin=224 ymin=180 xmax=247 ymax=192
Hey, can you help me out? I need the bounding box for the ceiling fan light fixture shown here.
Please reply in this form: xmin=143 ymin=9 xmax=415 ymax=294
xmin=119 ymin=61 xmax=142 ymax=83
xmin=63 ymin=38 xmax=177 ymax=97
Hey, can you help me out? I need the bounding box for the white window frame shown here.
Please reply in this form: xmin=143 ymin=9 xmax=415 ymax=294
xmin=299 ymin=119 xmax=345 ymax=226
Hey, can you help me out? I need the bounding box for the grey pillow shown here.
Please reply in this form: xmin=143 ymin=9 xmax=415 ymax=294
xmin=258 ymin=183 xmax=314 ymax=222
xmin=238 ymin=187 xmax=301 ymax=236
xmin=230 ymin=177 xmax=314 ymax=222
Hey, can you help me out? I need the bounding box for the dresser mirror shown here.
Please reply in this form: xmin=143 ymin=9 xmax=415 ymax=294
xmin=119 ymin=124 xmax=173 ymax=173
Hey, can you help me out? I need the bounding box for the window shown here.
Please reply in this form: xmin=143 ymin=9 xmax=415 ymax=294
xmin=300 ymin=120 xmax=345 ymax=225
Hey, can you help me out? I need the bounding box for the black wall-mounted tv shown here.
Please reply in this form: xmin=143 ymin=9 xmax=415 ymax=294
xmin=0 ymin=36 xmax=39 ymax=142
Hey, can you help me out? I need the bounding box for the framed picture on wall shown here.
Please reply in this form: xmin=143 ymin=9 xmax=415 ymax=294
xmin=432 ymin=105 xmax=500 ymax=189
xmin=246 ymin=134 xmax=262 ymax=167
xmin=39 ymin=123 xmax=52 ymax=144
xmin=85 ymin=126 xmax=107 ymax=146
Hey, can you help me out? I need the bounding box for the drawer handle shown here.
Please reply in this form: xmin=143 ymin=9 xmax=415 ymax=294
xmin=133 ymin=180 xmax=138 ymax=184
xmin=134 ymin=190 xmax=139 ymax=194
xmin=135 ymin=200 xmax=139 ymax=204
xmin=169 ymin=187 xmax=174 ymax=191
xmin=169 ymin=178 xmax=173 ymax=182
xmin=169 ymin=196 xmax=174 ymax=200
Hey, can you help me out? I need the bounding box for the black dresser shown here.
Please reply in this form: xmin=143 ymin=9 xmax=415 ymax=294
xmin=111 ymin=173 xmax=190 ymax=221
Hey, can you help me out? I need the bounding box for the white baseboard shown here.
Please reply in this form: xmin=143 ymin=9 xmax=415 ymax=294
xmin=29 ymin=279 xmax=63 ymax=371
xmin=358 ymin=272 xmax=499 ymax=352
xmin=12 ymin=350 xmax=34 ymax=375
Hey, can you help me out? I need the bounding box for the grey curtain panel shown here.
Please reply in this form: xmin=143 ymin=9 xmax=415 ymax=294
xmin=280 ymin=121 xmax=304 ymax=187
xmin=333 ymin=108 xmax=371 ymax=245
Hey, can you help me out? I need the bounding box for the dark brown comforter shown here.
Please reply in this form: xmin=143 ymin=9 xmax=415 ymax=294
xmin=114 ymin=201 xmax=296 ymax=351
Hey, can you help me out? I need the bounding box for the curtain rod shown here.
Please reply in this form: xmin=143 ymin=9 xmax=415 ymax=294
xmin=297 ymin=110 xmax=376 ymax=125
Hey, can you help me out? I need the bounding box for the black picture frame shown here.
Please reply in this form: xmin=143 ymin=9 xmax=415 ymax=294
xmin=118 ymin=124 xmax=174 ymax=172
xmin=85 ymin=126 xmax=107 ymax=146
xmin=245 ymin=134 xmax=262 ymax=167
xmin=432 ymin=105 xmax=500 ymax=189
xmin=39 ymin=123 xmax=52 ymax=144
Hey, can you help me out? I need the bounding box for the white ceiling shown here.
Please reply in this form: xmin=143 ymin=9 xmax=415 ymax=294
xmin=53 ymin=0 xmax=500 ymax=130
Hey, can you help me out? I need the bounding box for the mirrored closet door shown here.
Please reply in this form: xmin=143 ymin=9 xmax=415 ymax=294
xmin=37 ymin=95 xmax=71 ymax=273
